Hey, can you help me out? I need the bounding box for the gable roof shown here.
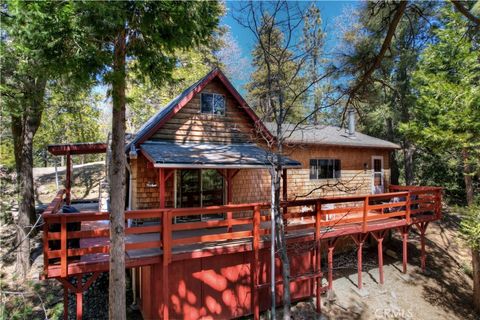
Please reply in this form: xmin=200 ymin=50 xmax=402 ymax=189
xmin=127 ymin=68 xmax=273 ymax=150
xmin=264 ymin=122 xmax=400 ymax=149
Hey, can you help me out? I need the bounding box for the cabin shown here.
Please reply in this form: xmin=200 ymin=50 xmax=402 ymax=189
xmin=42 ymin=68 xmax=442 ymax=320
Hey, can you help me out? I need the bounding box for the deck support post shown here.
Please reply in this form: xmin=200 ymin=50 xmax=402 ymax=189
xmin=415 ymin=222 xmax=429 ymax=272
xmin=326 ymin=238 xmax=338 ymax=294
xmin=399 ymin=226 xmax=410 ymax=273
xmin=65 ymin=152 xmax=71 ymax=205
xmin=57 ymin=272 xmax=100 ymax=320
xmin=371 ymin=230 xmax=388 ymax=285
xmin=63 ymin=284 xmax=69 ymax=320
xmin=351 ymin=233 xmax=369 ymax=289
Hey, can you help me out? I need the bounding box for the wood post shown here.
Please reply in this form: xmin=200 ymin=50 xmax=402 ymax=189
xmin=415 ymin=221 xmax=429 ymax=272
xmin=66 ymin=152 xmax=71 ymax=205
xmin=399 ymin=226 xmax=410 ymax=273
xmin=406 ymin=192 xmax=411 ymax=224
xmin=326 ymin=239 xmax=338 ymax=292
xmin=252 ymin=206 xmax=260 ymax=320
xmin=61 ymin=215 xmax=67 ymax=278
xmin=58 ymin=272 xmax=100 ymax=320
xmin=227 ymin=170 xmax=233 ymax=232
xmin=162 ymin=211 xmax=171 ymax=319
xmin=158 ymin=168 xmax=165 ymax=209
xmin=315 ymin=201 xmax=322 ymax=312
xmin=351 ymin=233 xmax=369 ymax=289
xmin=371 ymin=230 xmax=388 ymax=285
xmin=362 ymin=196 xmax=369 ymax=233
xmin=76 ymin=275 xmax=83 ymax=320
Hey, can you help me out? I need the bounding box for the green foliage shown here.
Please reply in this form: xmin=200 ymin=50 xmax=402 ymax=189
xmin=33 ymin=86 xmax=106 ymax=166
xmin=73 ymin=1 xmax=223 ymax=87
xmin=126 ymin=41 xmax=223 ymax=132
xmin=400 ymin=8 xmax=480 ymax=198
xmin=460 ymin=204 xmax=480 ymax=250
xmin=245 ymin=15 xmax=308 ymax=123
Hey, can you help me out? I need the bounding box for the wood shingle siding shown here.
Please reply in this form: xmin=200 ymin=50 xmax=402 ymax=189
xmin=152 ymin=79 xmax=256 ymax=144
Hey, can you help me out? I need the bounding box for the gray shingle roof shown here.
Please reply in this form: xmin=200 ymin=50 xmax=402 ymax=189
xmin=264 ymin=122 xmax=400 ymax=149
xmin=140 ymin=141 xmax=301 ymax=168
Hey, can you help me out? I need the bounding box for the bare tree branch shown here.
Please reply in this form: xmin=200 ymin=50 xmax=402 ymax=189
xmin=451 ymin=0 xmax=480 ymax=25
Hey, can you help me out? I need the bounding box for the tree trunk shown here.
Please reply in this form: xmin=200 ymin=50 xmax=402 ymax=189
xmin=462 ymin=149 xmax=474 ymax=206
xmin=272 ymin=165 xmax=291 ymax=319
xmin=386 ymin=118 xmax=400 ymax=185
xmin=472 ymin=249 xmax=480 ymax=313
xmin=11 ymin=78 xmax=46 ymax=280
xmin=403 ymin=143 xmax=415 ymax=185
xmin=109 ymin=28 xmax=127 ymax=320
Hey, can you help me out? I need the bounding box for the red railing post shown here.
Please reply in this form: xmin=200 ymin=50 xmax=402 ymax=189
xmin=252 ymin=206 xmax=260 ymax=320
xmin=61 ymin=215 xmax=67 ymax=278
xmin=43 ymin=216 xmax=49 ymax=278
xmin=362 ymin=196 xmax=369 ymax=233
xmin=406 ymin=192 xmax=411 ymax=224
xmin=315 ymin=200 xmax=322 ymax=313
xmin=435 ymin=189 xmax=442 ymax=219
xmin=162 ymin=210 xmax=170 ymax=319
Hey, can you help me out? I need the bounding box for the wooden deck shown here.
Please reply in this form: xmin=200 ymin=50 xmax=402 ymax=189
xmin=42 ymin=185 xmax=442 ymax=279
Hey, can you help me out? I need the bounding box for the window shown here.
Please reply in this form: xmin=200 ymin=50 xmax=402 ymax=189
xmin=201 ymin=93 xmax=225 ymax=115
xmin=310 ymin=159 xmax=341 ymax=179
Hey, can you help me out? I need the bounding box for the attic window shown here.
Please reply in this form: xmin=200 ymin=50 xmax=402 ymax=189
xmin=201 ymin=93 xmax=225 ymax=116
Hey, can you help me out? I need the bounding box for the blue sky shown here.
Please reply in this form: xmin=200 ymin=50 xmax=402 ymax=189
xmin=222 ymin=1 xmax=359 ymax=90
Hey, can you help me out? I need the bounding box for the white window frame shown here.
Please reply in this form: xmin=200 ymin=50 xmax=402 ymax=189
xmin=371 ymin=155 xmax=384 ymax=194
xmin=309 ymin=158 xmax=341 ymax=180
xmin=200 ymin=92 xmax=226 ymax=116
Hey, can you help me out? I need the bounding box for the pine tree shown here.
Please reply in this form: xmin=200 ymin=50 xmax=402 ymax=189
xmin=245 ymin=15 xmax=308 ymax=123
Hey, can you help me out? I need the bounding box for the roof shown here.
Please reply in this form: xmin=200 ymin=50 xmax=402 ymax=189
xmin=127 ymin=68 xmax=272 ymax=150
xmin=264 ymin=122 xmax=400 ymax=149
xmin=48 ymin=143 xmax=107 ymax=155
xmin=140 ymin=141 xmax=301 ymax=169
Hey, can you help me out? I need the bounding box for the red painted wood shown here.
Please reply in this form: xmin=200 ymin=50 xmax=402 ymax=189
xmin=66 ymin=153 xmax=71 ymax=205
xmin=76 ymin=275 xmax=83 ymax=320
xmin=60 ymin=215 xmax=67 ymax=278
xmin=48 ymin=143 xmax=107 ymax=156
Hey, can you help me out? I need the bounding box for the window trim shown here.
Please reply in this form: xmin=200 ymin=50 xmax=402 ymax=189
xmin=309 ymin=158 xmax=341 ymax=180
xmin=200 ymin=92 xmax=226 ymax=116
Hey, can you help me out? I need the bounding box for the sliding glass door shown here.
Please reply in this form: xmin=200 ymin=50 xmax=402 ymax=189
xmin=175 ymin=169 xmax=225 ymax=222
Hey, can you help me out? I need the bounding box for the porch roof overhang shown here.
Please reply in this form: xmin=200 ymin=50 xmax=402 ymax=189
xmin=47 ymin=142 xmax=107 ymax=155
xmin=139 ymin=141 xmax=301 ymax=169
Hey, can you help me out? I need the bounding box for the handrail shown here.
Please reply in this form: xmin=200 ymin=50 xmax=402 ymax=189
xmin=42 ymin=186 xmax=442 ymax=278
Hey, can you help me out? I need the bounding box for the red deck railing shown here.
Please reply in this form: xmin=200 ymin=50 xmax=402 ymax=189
xmin=41 ymin=185 xmax=442 ymax=279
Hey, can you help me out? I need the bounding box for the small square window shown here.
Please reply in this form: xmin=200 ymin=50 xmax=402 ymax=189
xmin=201 ymin=93 xmax=225 ymax=116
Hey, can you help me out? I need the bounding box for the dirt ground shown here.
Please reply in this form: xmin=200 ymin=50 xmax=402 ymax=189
xmin=289 ymin=210 xmax=477 ymax=320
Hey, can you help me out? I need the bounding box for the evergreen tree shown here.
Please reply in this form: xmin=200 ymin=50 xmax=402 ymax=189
xmin=71 ymin=2 xmax=222 ymax=318
xmin=1 ymin=1 xmax=102 ymax=279
xmin=245 ymin=15 xmax=308 ymax=123
xmin=401 ymin=8 xmax=480 ymax=311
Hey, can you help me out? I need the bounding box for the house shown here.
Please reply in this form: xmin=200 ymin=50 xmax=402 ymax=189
xmin=125 ymin=68 xmax=399 ymax=214
xmin=42 ymin=68 xmax=441 ymax=320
